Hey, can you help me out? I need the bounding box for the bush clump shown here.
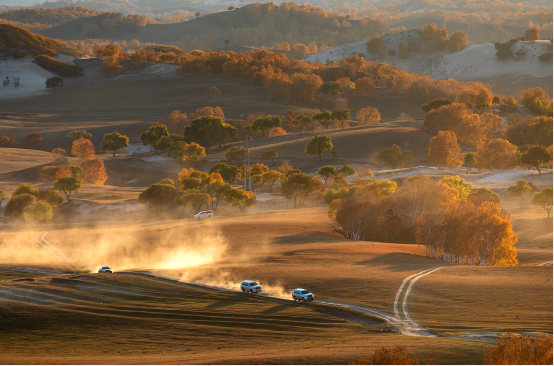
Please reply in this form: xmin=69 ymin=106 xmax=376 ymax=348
xmin=35 ymin=54 xmax=83 ymax=77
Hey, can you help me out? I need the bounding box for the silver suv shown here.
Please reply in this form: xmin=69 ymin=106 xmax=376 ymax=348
xmin=292 ymin=288 xmax=314 ymax=301
xmin=98 ymin=266 xmax=113 ymax=273
xmin=194 ymin=210 xmax=213 ymax=220
xmin=240 ymin=280 xmax=262 ymax=293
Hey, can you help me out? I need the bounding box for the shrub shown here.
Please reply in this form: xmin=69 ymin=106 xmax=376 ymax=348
xmin=35 ymin=54 xmax=83 ymax=77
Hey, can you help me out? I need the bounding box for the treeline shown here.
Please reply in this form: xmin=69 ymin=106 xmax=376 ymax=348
xmin=333 ymin=174 xmax=518 ymax=266
xmin=0 ymin=6 xmax=103 ymax=26
xmin=0 ymin=24 xmax=82 ymax=57
xmin=171 ymin=48 xmax=492 ymax=104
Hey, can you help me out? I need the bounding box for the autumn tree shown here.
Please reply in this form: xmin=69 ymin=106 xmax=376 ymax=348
xmin=507 ymin=180 xmax=532 ymax=208
xmin=356 ymin=107 xmax=381 ymax=125
xmin=440 ymin=175 xmax=474 ymax=200
xmin=225 ymin=146 xmax=248 ymax=165
xmin=176 ymin=189 xmax=211 ymax=214
xmin=520 ymin=87 xmax=553 ymax=116
xmin=5 ymin=194 xmax=36 ymax=219
xmin=261 ymin=149 xmax=278 ymax=165
xmin=156 ymin=110 xmax=188 ymax=134
xmin=447 ymin=30 xmax=469 ymax=53
xmin=209 ymin=163 xmax=240 ymax=184
xmin=476 ymin=139 xmax=518 ymax=170
xmin=291 ymin=114 xmax=311 ymax=134
xmin=141 ymin=125 xmax=169 ymax=150
xmin=375 ymin=144 xmax=413 ymax=168
xmin=320 ymin=81 xmax=341 ymax=96
xmin=524 ymin=28 xmax=540 ymax=41
xmin=72 ymin=137 xmax=95 ymax=159
xmin=463 ymin=152 xmax=476 ymax=173
xmin=366 ymin=36 xmax=385 ymax=59
xmin=280 ymin=172 xmax=323 ymax=208
xmin=468 ymin=188 xmax=500 ymax=205
xmin=25 ymin=134 xmax=43 ymax=148
xmin=138 ymin=183 xmax=176 ymax=212
xmin=23 ymin=200 xmax=53 ymax=223
xmin=332 ymin=109 xmax=350 ymax=129
xmin=338 ymin=164 xmax=356 ymax=177
xmin=68 ymin=129 xmax=92 ymax=141
xmin=101 ymin=131 xmax=129 ymax=157
xmin=184 ymin=116 xmax=237 ymax=148
xmin=224 ymin=39 xmax=232 ymax=47
xmin=305 ymin=135 xmax=333 ymax=160
xmin=428 ymin=131 xmax=463 ymax=169
xmin=532 ymin=186 xmax=553 ymax=218
xmin=225 ymin=188 xmax=256 ymax=212
xmin=484 ymin=333 xmax=552 ymax=365
xmin=261 ymin=170 xmax=282 ymax=192
xmin=206 ymin=86 xmax=221 ymax=103
xmin=46 ymin=76 xmax=64 ymax=91
xmin=317 ymin=165 xmax=337 ymax=183
xmin=55 ymin=165 xmax=72 ymax=179
xmin=312 ymin=110 xmax=333 ymax=129
xmin=12 ymin=183 xmax=39 ymax=197
xmin=521 ymin=145 xmax=551 ymax=174
xmin=420 ymin=98 xmax=452 ymax=112
xmin=37 ymin=189 xmax=64 ymax=207
xmin=79 ymin=157 xmax=108 ymax=185
xmin=53 ymin=177 xmax=82 ymax=201
xmin=250 ymin=115 xmax=281 ymax=138
xmin=355 ymin=77 xmax=374 ymax=96
xmin=370 ymin=346 xmax=418 ymax=365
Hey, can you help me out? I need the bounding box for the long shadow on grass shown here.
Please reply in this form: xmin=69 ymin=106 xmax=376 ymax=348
xmin=272 ymin=232 xmax=337 ymax=245
xmin=354 ymin=252 xmax=437 ymax=271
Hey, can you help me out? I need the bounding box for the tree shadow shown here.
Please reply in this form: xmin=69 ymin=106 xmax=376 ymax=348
xmin=272 ymin=232 xmax=337 ymax=245
xmin=261 ymin=304 xmax=291 ymax=314
xmin=204 ymin=300 xmax=237 ymax=309
xmin=354 ymin=252 xmax=438 ymax=272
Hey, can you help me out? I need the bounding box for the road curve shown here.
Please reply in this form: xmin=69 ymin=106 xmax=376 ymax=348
xmin=25 ymin=232 xmax=444 ymax=337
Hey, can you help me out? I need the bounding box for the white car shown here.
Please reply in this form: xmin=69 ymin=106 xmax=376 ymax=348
xmin=292 ymin=288 xmax=314 ymax=301
xmin=194 ymin=210 xmax=213 ymax=220
xmin=98 ymin=266 xmax=113 ymax=274
xmin=240 ymin=280 xmax=262 ymax=293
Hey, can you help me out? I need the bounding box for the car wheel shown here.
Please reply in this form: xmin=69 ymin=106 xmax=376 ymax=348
xmin=301 ymin=298 xmax=305 ymax=302
xmin=250 ymin=289 xmax=253 ymax=293
xmin=241 ymin=288 xmax=245 ymax=293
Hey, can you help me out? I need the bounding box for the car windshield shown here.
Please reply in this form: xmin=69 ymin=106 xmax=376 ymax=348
xmin=301 ymin=290 xmax=309 ymax=294
xmin=251 ymin=282 xmax=258 ymax=286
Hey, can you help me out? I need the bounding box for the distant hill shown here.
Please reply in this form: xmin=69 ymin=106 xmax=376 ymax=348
xmin=0 ymin=6 xmax=104 ymax=27
xmin=0 ymin=23 xmax=82 ymax=57
xmin=38 ymin=3 xmax=388 ymax=52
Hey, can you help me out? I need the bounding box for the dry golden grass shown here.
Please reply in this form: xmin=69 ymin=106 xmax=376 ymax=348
xmin=0 ymin=271 xmax=490 ymax=364
xmin=0 ymin=148 xmax=52 ymax=175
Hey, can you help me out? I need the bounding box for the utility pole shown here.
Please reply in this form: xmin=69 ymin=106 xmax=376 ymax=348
xmin=244 ymin=129 xmax=247 ymax=191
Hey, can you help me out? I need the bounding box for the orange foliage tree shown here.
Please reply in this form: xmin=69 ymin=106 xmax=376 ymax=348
xmin=475 ymin=139 xmax=518 ymax=170
xmin=428 ymin=131 xmax=463 ymax=168
xmin=79 ymin=157 xmax=108 ymax=185
xmin=356 ymin=107 xmax=381 ymax=125
xmin=71 ymin=138 xmax=95 ymax=159
xmin=51 ymin=148 xmax=68 ymax=165
xmin=484 ymin=333 xmax=552 ymax=365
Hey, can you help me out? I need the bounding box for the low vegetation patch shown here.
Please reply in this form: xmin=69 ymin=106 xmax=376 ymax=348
xmin=35 ymin=54 xmax=83 ymax=77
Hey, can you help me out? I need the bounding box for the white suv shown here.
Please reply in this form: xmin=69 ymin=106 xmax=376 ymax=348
xmin=240 ymin=280 xmax=262 ymax=293
xmin=194 ymin=210 xmax=213 ymax=220
xmin=292 ymin=288 xmax=314 ymax=301
xmin=98 ymin=266 xmax=113 ymax=273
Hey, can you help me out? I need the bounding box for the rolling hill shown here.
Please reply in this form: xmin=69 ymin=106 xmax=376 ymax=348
xmin=304 ymin=30 xmax=553 ymax=95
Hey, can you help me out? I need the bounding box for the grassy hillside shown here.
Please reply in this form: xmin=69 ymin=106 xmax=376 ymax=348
xmin=0 ymin=6 xmax=104 ymax=27
xmin=0 ymin=23 xmax=82 ymax=57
